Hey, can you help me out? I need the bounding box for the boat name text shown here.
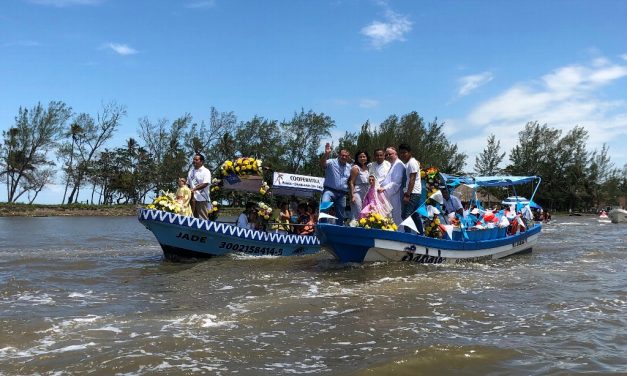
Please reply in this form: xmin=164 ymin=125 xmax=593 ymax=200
xmin=175 ymin=232 xmax=207 ymax=243
xmin=401 ymin=253 xmax=444 ymax=264
xmin=512 ymin=238 xmax=527 ymax=247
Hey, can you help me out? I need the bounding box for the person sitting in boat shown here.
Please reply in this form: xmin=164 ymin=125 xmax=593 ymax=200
xmin=296 ymin=202 xmax=315 ymax=235
xmin=276 ymin=201 xmax=292 ymax=233
xmin=175 ymin=177 xmax=193 ymax=217
xmin=307 ymin=201 xmax=319 ymax=223
xmin=360 ymin=174 xmax=392 ymax=219
xmin=237 ymin=202 xmax=257 ymax=229
xmin=440 ymin=185 xmax=463 ymax=217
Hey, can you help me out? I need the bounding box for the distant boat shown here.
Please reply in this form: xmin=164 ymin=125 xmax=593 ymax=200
xmin=609 ymin=208 xmax=627 ymax=224
xmin=598 ymin=210 xmax=611 ymax=223
xmin=317 ymin=175 xmax=543 ymax=264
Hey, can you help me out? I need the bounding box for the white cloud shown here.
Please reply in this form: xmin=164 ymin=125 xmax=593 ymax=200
xmin=103 ymin=42 xmax=138 ymax=56
xmin=359 ymin=99 xmax=379 ymax=108
xmin=185 ymin=0 xmax=216 ymax=9
xmin=457 ymin=72 xmax=493 ymax=97
xmin=469 ymin=61 xmax=627 ymax=126
xmin=456 ymin=57 xmax=627 ymax=170
xmin=28 ymin=0 xmax=102 ymax=6
xmin=361 ymin=8 xmax=412 ymax=49
xmin=620 ymin=54 xmax=627 ymax=61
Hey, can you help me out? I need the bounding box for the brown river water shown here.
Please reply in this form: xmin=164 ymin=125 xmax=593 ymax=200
xmin=0 ymin=215 xmax=625 ymax=375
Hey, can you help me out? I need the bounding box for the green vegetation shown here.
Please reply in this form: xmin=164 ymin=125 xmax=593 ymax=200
xmin=1 ymin=102 xmax=626 ymax=213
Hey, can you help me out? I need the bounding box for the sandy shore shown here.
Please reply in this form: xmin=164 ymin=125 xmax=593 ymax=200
xmin=0 ymin=203 xmax=139 ymax=217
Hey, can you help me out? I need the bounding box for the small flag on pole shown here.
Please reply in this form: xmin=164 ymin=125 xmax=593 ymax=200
xmin=400 ymin=216 xmax=419 ymax=233
xmin=429 ymin=190 xmax=444 ymax=204
xmin=318 ymin=212 xmax=338 ymax=221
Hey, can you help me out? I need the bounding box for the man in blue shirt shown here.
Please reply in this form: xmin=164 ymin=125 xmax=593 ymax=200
xmin=320 ymin=142 xmax=352 ymax=225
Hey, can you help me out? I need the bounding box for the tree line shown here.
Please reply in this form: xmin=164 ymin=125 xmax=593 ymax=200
xmin=1 ymin=101 xmax=625 ymax=211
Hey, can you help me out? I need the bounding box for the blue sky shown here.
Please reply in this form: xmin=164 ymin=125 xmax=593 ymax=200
xmin=2 ymin=0 xmax=627 ymax=203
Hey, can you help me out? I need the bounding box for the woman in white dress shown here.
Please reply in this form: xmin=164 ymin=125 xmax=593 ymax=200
xmin=348 ymin=150 xmax=370 ymax=223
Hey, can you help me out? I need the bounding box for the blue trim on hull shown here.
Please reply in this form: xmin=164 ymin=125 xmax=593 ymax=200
xmin=316 ymin=223 xmax=541 ymax=263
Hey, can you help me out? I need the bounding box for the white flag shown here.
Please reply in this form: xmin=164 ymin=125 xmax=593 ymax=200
xmin=426 ymin=205 xmax=440 ymax=219
xmin=429 ymin=190 xmax=444 ymax=204
xmin=318 ymin=212 xmax=338 ymax=221
xmin=400 ymin=216 xmax=419 ymax=233
xmin=441 ymin=224 xmax=454 ymax=239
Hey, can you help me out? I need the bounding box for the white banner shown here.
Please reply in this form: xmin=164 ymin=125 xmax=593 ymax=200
xmin=272 ymin=172 xmax=324 ymax=195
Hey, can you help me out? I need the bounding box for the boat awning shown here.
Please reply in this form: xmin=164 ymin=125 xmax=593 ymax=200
xmin=502 ymin=196 xmax=529 ymax=205
xmin=474 ymin=175 xmax=539 ymax=187
xmin=271 ymin=172 xmax=324 ymax=198
xmin=440 ymin=173 xmax=474 ymax=187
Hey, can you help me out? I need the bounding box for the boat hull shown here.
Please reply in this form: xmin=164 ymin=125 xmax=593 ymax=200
xmin=608 ymin=208 xmax=627 ymax=224
xmin=316 ymin=223 xmax=541 ymax=264
xmin=138 ymin=209 xmax=320 ymax=260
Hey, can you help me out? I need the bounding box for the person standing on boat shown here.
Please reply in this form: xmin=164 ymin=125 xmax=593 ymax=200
xmin=368 ymin=148 xmax=390 ymax=185
xmin=348 ymin=150 xmax=370 ymax=224
xmin=379 ymin=146 xmax=405 ymax=226
xmin=320 ymin=142 xmax=352 ymax=225
xmin=175 ymin=177 xmax=193 ymax=217
xmin=398 ymin=144 xmax=423 ymax=233
xmin=187 ymin=153 xmax=211 ymax=220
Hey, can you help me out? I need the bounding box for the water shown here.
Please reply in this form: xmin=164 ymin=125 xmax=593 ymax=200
xmin=0 ymin=215 xmax=625 ymax=375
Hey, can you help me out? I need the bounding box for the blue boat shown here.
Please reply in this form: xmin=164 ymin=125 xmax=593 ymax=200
xmin=139 ymin=172 xmax=323 ymax=260
xmin=138 ymin=209 xmax=320 ymax=260
xmin=316 ymin=175 xmax=543 ymax=264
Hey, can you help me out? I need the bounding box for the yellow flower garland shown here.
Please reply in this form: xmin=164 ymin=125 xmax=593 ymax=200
xmin=144 ymin=191 xmax=182 ymax=214
xmin=220 ymin=157 xmax=262 ymax=177
xmin=358 ymin=211 xmax=397 ymax=231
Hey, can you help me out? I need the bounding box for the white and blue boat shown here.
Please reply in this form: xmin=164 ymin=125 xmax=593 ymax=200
xmin=139 ymin=172 xmax=323 ymax=260
xmin=316 ymin=175 xmax=543 ymax=264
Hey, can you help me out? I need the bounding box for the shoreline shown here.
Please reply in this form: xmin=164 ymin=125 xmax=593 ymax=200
xmin=0 ymin=203 xmax=244 ymax=217
xmin=0 ymin=203 xmax=140 ymax=217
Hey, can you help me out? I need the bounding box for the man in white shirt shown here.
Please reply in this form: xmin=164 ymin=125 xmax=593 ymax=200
xmin=187 ymin=153 xmax=211 ymax=220
xmin=368 ymin=148 xmax=391 ymax=185
xmin=398 ymin=144 xmax=423 ymax=233
xmin=379 ymin=147 xmax=405 ymax=226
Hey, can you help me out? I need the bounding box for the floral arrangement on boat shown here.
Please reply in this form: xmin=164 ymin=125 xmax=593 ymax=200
xmin=257 ymin=202 xmax=272 ymax=220
xmin=144 ymin=191 xmax=182 ymax=214
xmin=210 ymin=177 xmax=221 ymax=194
xmin=208 ymin=200 xmax=219 ymax=221
xmin=220 ymin=157 xmax=262 ymax=177
xmin=423 ymin=214 xmax=442 ymax=238
xmin=421 ymin=166 xmax=440 ymax=184
xmin=421 ymin=167 xmax=444 ymax=238
xmin=358 ymin=211 xmax=397 ymax=231
xmin=259 ymin=180 xmax=270 ymax=195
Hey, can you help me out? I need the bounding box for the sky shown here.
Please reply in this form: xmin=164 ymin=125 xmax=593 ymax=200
xmin=1 ymin=0 xmax=627 ymax=204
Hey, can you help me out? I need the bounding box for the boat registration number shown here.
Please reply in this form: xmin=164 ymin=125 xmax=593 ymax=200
xmin=218 ymin=242 xmax=284 ymax=255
